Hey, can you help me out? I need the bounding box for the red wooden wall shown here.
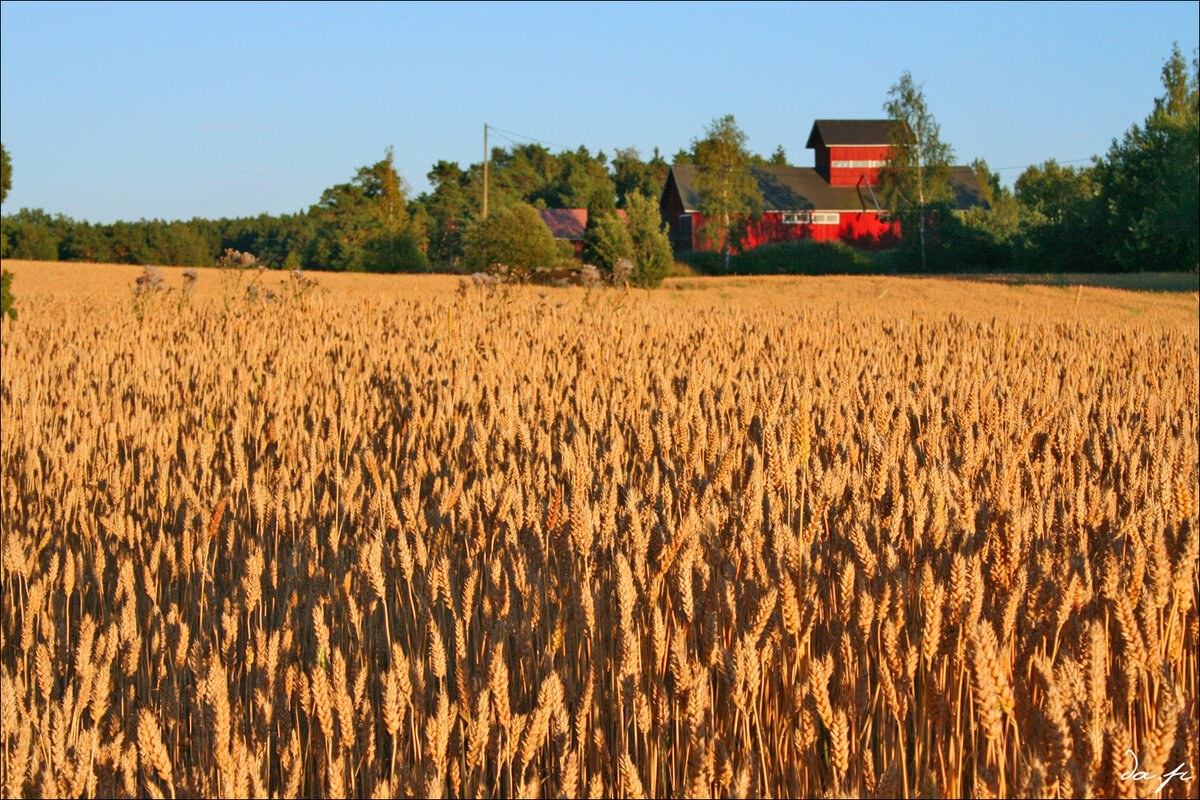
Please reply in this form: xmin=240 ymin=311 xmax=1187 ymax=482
xmin=688 ymin=211 xmax=898 ymax=252
xmin=825 ymin=145 xmax=890 ymax=187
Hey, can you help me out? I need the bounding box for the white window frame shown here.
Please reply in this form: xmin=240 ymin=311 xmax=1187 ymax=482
xmin=831 ymin=160 xmax=886 ymax=169
xmin=812 ymin=212 xmax=839 ymax=225
xmin=781 ymin=211 xmax=811 ymax=225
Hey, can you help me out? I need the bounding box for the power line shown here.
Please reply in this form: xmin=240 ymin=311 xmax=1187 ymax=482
xmin=993 ymin=157 xmax=1095 ymax=172
xmin=486 ymin=125 xmax=576 ymax=152
xmin=489 ymin=122 xmax=1096 ymax=179
xmin=487 ymin=130 xmax=526 ymax=148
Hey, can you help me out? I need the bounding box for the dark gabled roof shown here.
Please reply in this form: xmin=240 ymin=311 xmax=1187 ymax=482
xmin=805 ymin=120 xmax=897 ymax=148
xmin=948 ymin=168 xmax=991 ymax=211
xmin=538 ymin=209 xmax=588 ymax=240
xmin=667 ymin=165 xmax=990 ymax=213
xmin=668 ymin=165 xmax=872 ymax=213
xmin=538 ymin=208 xmax=626 ymax=240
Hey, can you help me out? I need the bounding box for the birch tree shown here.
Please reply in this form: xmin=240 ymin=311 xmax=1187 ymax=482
xmin=879 ymin=72 xmax=954 ymax=270
xmin=693 ymin=115 xmax=762 ymax=272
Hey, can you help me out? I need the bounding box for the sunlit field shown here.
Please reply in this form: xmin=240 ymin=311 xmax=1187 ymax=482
xmin=1 ymin=259 xmax=1196 ymax=798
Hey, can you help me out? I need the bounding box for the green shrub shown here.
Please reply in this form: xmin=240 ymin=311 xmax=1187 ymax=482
xmin=587 ymin=213 xmax=633 ymax=270
xmin=738 ymin=240 xmax=876 ymax=274
xmin=365 ymin=229 xmax=429 ymax=273
xmin=554 ymin=240 xmax=576 ymax=261
xmin=870 ymin=249 xmax=907 ymax=273
xmin=672 ymin=249 xmax=726 ymax=275
xmin=582 ymin=188 xmax=619 ymax=266
xmin=675 ymin=239 xmax=877 ymax=275
xmin=624 ymin=191 xmax=673 ymax=287
xmin=665 ymin=260 xmax=702 ymax=279
xmin=462 ymin=204 xmax=557 ymax=280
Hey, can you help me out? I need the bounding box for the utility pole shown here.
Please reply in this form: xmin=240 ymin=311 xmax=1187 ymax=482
xmin=483 ymin=123 xmax=489 ymax=220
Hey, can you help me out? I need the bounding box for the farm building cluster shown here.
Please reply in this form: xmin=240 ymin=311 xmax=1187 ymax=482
xmin=539 ymin=119 xmax=989 ymax=255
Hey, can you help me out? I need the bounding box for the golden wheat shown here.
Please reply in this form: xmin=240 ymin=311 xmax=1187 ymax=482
xmin=0 ymin=270 xmax=1196 ymax=798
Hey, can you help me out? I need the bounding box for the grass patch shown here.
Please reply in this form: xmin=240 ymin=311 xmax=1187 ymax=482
xmin=669 ymin=242 xmax=1198 ymax=293
xmin=666 ymin=260 xmax=703 ymax=279
xmin=943 ymin=271 xmax=1199 ymax=293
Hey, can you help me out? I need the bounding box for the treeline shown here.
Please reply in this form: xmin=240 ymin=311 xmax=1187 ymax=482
xmin=0 ymin=208 xmax=313 ymax=269
xmin=0 ymin=123 xmax=803 ymax=273
xmin=894 ymin=45 xmax=1198 ymax=273
xmin=0 ymin=144 xmax=687 ymax=272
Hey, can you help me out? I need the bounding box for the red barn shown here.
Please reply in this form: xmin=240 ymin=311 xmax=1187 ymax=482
xmin=660 ymin=119 xmax=989 ymax=251
xmin=808 ymin=119 xmax=893 ymax=186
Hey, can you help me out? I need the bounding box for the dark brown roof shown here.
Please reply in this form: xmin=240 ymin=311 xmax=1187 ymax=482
xmin=805 ymin=120 xmax=897 ymax=148
xmin=666 ymin=165 xmax=989 ymax=213
xmin=538 ymin=208 xmax=627 ymax=240
xmin=538 ymin=209 xmax=588 ymax=240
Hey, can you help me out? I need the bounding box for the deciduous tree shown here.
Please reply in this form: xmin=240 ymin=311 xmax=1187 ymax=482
xmin=306 ymin=149 xmax=427 ymax=272
xmin=1 ymin=144 xmax=13 ymax=317
xmin=879 ymin=72 xmax=954 ymax=270
xmin=1015 ymin=159 xmax=1094 ymax=225
xmin=612 ymin=147 xmax=669 ymax=208
xmin=0 ymin=144 xmax=10 ymax=205
xmin=692 ymin=115 xmax=762 ymax=272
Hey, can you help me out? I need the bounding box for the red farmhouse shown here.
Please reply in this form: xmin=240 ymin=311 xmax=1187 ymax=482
xmin=660 ymin=119 xmax=989 ymax=251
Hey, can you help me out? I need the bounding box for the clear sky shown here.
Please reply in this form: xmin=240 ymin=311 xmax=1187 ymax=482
xmin=2 ymin=1 xmax=1197 ymax=224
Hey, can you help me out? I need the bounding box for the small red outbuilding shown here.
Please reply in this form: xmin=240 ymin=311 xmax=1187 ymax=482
xmin=538 ymin=209 xmax=628 ymax=259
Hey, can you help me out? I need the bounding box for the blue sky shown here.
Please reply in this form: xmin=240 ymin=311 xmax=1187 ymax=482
xmin=1 ymin=1 xmax=1197 ymax=224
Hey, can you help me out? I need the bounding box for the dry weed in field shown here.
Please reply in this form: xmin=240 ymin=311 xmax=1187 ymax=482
xmin=0 ymin=274 xmax=1197 ymax=798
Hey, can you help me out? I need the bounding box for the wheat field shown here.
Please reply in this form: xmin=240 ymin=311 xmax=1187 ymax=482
xmin=1 ymin=261 xmax=1197 ymax=799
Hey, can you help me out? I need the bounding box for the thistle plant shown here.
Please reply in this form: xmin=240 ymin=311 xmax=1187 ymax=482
xmin=131 ymin=264 xmax=167 ymax=321
xmin=216 ymin=248 xmax=257 ymax=312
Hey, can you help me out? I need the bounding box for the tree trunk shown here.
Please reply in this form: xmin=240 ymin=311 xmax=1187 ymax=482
xmin=723 ymin=210 xmax=731 ymax=273
xmin=919 ymin=210 xmax=927 ymax=272
xmin=917 ymin=139 xmax=927 ymax=271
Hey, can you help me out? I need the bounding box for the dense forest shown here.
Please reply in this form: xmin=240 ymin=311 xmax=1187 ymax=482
xmin=1 ymin=46 xmax=1195 ymax=273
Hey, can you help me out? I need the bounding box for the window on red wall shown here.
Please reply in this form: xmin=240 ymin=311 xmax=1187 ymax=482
xmin=679 ymin=215 xmax=693 ymax=241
